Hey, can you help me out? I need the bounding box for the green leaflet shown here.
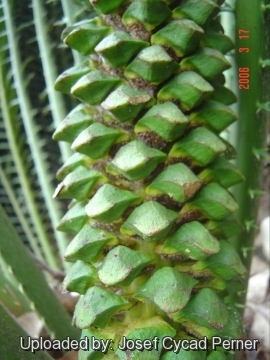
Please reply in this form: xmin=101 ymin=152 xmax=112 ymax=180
xmin=0 ymin=205 xmax=79 ymax=341
xmin=0 ymin=302 xmax=53 ymax=360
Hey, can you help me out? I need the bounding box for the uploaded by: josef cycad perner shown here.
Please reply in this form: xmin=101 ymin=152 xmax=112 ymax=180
xmin=19 ymin=335 xmax=260 ymax=354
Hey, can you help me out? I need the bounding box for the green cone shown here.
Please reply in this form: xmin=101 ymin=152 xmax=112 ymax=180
xmin=54 ymin=0 xmax=245 ymax=357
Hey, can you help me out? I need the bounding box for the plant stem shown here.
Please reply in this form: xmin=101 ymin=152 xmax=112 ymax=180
xmin=231 ymin=0 xmax=269 ymax=310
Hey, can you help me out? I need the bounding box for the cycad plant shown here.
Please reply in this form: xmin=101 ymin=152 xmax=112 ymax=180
xmin=53 ymin=0 xmax=269 ymax=359
xmin=0 ymin=0 xmax=268 ymax=359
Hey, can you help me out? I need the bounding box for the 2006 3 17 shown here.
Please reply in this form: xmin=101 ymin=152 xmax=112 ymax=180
xmin=238 ymin=67 xmax=250 ymax=90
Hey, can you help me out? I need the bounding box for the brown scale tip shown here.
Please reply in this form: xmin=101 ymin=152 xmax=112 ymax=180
xmin=187 ymin=270 xmax=213 ymax=278
xmin=121 ymin=204 xmax=137 ymax=221
xmin=128 ymin=77 xmax=157 ymax=96
xmin=143 ymin=162 xmax=166 ymax=184
xmin=126 ymin=22 xmax=151 ymax=42
xmin=103 ymin=245 xmax=118 ymax=255
xmin=103 ymin=14 xmax=126 ymax=31
xmin=177 ymin=209 xmax=203 ymax=225
xmin=182 ymin=180 xmax=203 ymax=199
xmin=160 ymin=253 xmax=188 ymax=261
xmin=167 ymin=156 xmax=192 ymax=167
xmin=109 ymin=141 xmax=129 ymax=157
xmin=163 ymin=46 xmax=180 ymax=62
xmin=90 ymin=219 xmax=120 ymax=235
xmin=106 ymin=119 xmax=135 ymax=134
xmin=137 ymin=131 xmax=168 ymax=150
xmin=108 ymin=67 xmax=125 ymax=78
xmin=139 ymin=263 xmax=155 ymax=275
xmin=150 ymin=194 xmax=183 ymax=211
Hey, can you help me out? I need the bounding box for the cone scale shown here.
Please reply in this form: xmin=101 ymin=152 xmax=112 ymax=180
xmin=54 ymin=1 xmax=246 ymax=359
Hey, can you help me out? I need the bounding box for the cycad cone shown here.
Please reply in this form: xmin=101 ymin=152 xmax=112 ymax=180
xmin=54 ymin=0 xmax=246 ymax=359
